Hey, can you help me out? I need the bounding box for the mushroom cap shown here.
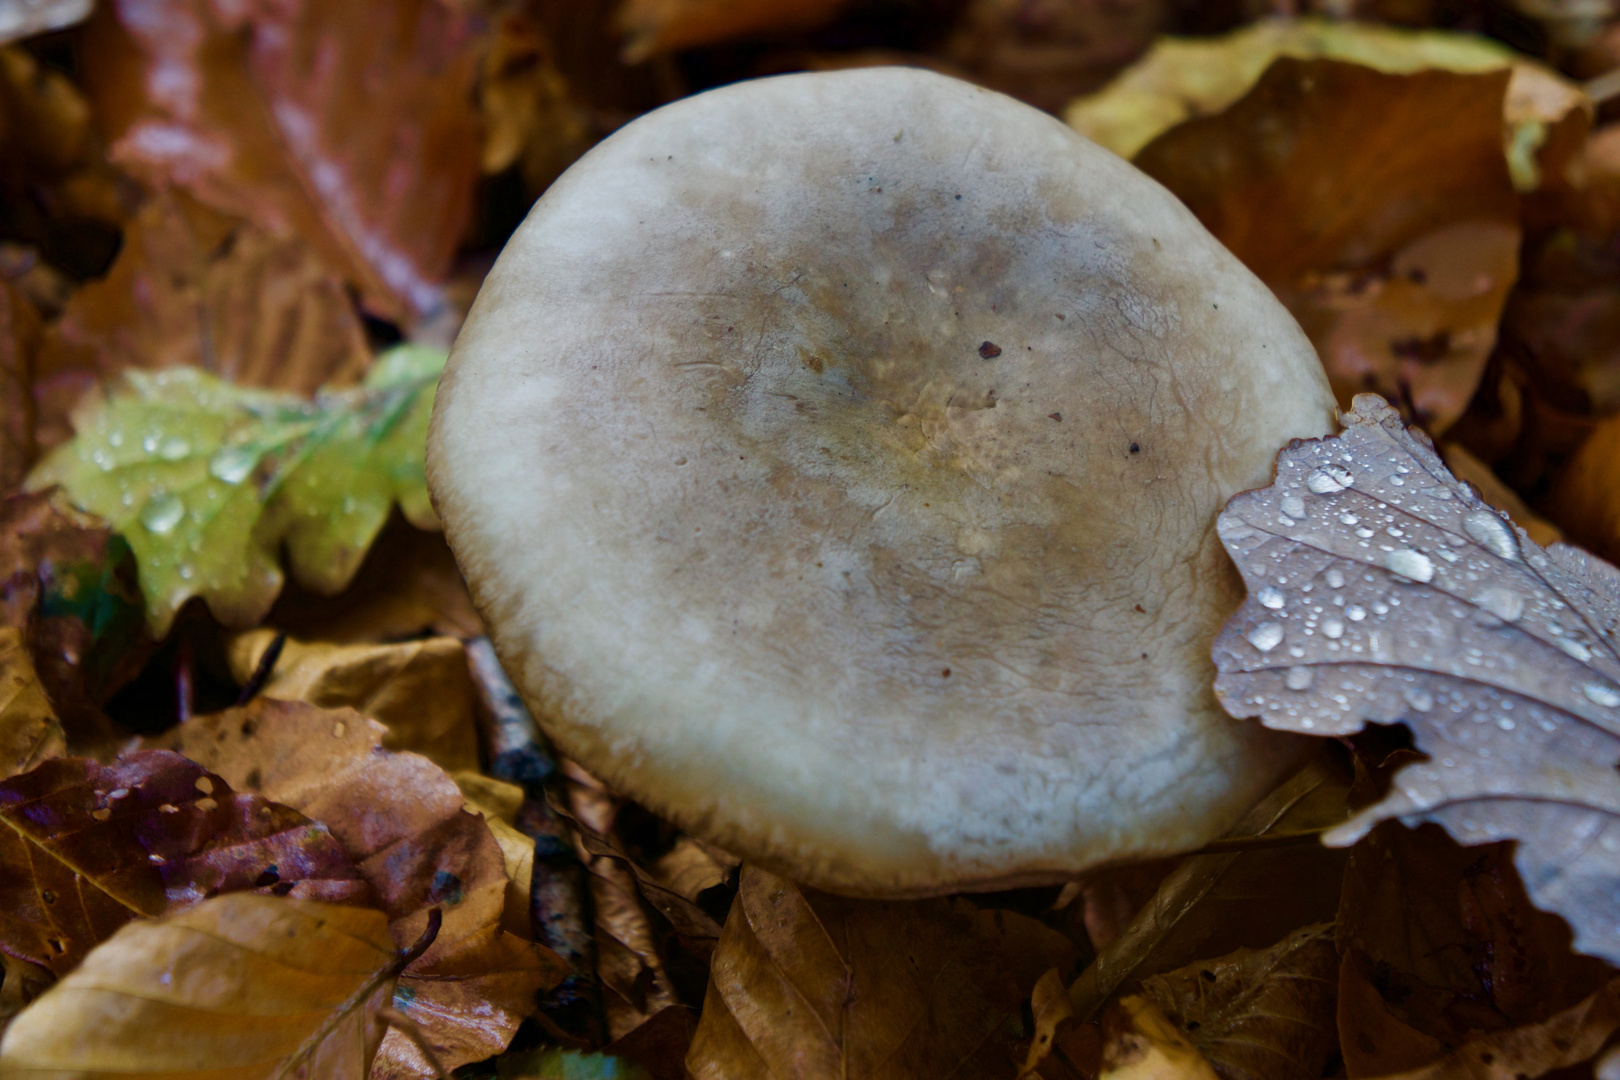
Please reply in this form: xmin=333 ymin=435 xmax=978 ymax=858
xmin=429 ymin=68 xmax=1337 ymax=896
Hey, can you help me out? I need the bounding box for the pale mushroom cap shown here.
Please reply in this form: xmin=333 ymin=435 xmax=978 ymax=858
xmin=429 ymin=68 xmax=1337 ymax=896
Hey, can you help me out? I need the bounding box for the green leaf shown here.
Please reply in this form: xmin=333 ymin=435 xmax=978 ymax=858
xmin=26 ymin=346 xmax=447 ymax=636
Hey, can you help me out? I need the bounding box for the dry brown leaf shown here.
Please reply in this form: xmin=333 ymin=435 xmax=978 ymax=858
xmin=0 ymin=630 xmax=63 ymax=781
xmin=1549 ymin=412 xmax=1620 ymax=563
xmin=1213 ymin=393 xmax=1620 ymax=967
xmin=480 ymin=12 xmax=596 ymax=194
xmin=32 ymin=192 xmax=371 ymax=454
xmin=615 ymin=0 xmax=850 ymax=62
xmin=1136 ymin=923 xmax=1338 ymax=1080
xmin=454 ymin=771 xmax=536 ymax=941
xmin=1337 ymin=949 xmax=1447 ymax=1078
xmin=686 ymin=863 xmax=1077 ymax=1079
xmin=1020 ymin=968 xmax=1076 ymax=1080
xmin=0 ymin=893 xmax=401 ymax=1079
xmin=164 ymin=700 xmax=564 ymax=1079
xmin=0 ymin=280 xmax=39 ymax=492
xmin=1099 ymin=996 xmax=1219 ymax=1080
xmin=1136 ymin=58 xmax=1519 ymax=435
xmin=227 ymin=629 xmax=481 ymax=773
xmin=83 ymin=0 xmax=486 ymax=324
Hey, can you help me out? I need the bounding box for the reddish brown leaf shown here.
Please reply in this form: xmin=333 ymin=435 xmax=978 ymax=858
xmin=0 ymin=628 xmax=64 ymax=782
xmin=32 ymin=192 xmax=372 ymax=453
xmin=164 ymin=699 xmax=565 ymax=1079
xmin=1136 ymin=58 xmax=1520 ymax=434
xmin=0 ymin=749 xmax=363 ymax=976
xmin=615 ymin=0 xmax=851 ymax=62
xmin=83 ymin=0 xmax=486 ymax=324
xmin=0 ymin=279 xmax=39 ymax=492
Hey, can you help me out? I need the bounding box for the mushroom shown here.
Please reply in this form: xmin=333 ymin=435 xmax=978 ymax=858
xmin=428 ymin=68 xmax=1337 ymax=896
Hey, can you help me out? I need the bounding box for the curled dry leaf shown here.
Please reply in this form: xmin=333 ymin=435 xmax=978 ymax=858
xmin=228 ymin=629 xmax=480 ymax=773
xmin=28 ymin=346 xmax=445 ymax=636
xmin=83 ymin=0 xmax=485 ymax=323
xmin=615 ymin=0 xmax=852 ymax=62
xmin=0 ymin=894 xmax=400 ymax=1079
xmin=1099 ymin=996 xmax=1218 ymax=1080
xmin=686 ymin=864 xmax=1077 ymax=1079
xmin=0 ymin=630 xmax=63 ymax=781
xmin=0 ymin=748 xmax=364 ymax=976
xmin=1135 ymin=57 xmax=1519 ymax=435
xmin=32 ymin=193 xmax=371 ymax=454
xmin=1137 ymin=923 xmax=1338 ymax=1080
xmin=1213 ymin=393 xmax=1620 ymax=966
xmin=164 ymin=700 xmax=564 ymax=1079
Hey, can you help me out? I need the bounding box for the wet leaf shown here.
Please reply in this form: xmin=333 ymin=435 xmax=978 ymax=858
xmin=28 ymin=346 xmax=446 ymax=636
xmin=164 ymin=700 xmax=565 ymax=1079
xmin=0 ymin=0 xmax=93 ymax=45
xmin=0 ymin=631 xmax=61 ymax=782
xmin=1135 ymin=57 xmax=1519 ymax=435
xmin=32 ymin=193 xmax=371 ymax=455
xmin=615 ymin=0 xmax=851 ymax=62
xmin=0 ymin=281 xmax=39 ymax=492
xmin=1438 ymin=443 xmax=1562 ymax=549
xmin=1099 ymin=996 xmax=1218 ymax=1080
xmin=84 ymin=0 xmax=486 ymax=323
xmin=0 ymin=749 xmax=364 ymax=976
xmin=454 ymin=772 xmax=535 ymax=941
xmin=1137 ymin=923 xmax=1338 ymax=1080
xmin=0 ymin=893 xmax=400 ymax=1079
xmin=227 ymin=629 xmax=480 ymax=773
xmin=1064 ymin=18 xmax=1585 ymax=179
xmin=685 ymin=864 xmax=1077 ymax=1079
xmin=1213 ymin=392 xmax=1620 ymax=967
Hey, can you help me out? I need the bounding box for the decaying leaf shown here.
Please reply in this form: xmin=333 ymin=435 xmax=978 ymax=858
xmin=454 ymin=772 xmax=535 ymax=941
xmin=686 ymin=864 xmax=1077 ymax=1079
xmin=163 ymin=700 xmax=564 ymax=1079
xmin=1064 ymin=18 xmax=1587 ymax=186
xmin=1137 ymin=923 xmax=1338 ymax=1080
xmin=615 ymin=0 xmax=852 ymax=63
xmin=1099 ymin=996 xmax=1218 ymax=1080
xmin=28 ymin=347 xmax=445 ymax=635
xmin=0 ymin=631 xmax=63 ymax=781
xmin=227 ymin=629 xmax=480 ymax=773
xmin=1548 ymin=411 xmax=1620 ymax=564
xmin=1438 ymin=442 xmax=1562 ymax=549
xmin=1213 ymin=393 xmax=1620 ymax=967
xmin=0 ymin=281 xmax=39 ymax=492
xmin=1135 ymin=58 xmax=1519 ymax=435
xmin=32 ymin=193 xmax=371 ymax=454
xmin=0 ymin=0 xmax=93 ymax=46
xmin=0 ymin=749 xmax=364 ymax=976
xmin=84 ymin=0 xmax=485 ymax=323
xmin=0 ymin=894 xmax=401 ymax=1079
xmin=480 ymin=12 xmax=597 ymax=194
xmin=1019 ymin=968 xmax=1075 ymax=1080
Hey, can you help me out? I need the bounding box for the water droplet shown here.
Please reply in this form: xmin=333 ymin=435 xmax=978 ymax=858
xmin=1339 ymin=512 xmax=1359 ymax=526
xmin=1389 ymin=475 xmax=1405 ymax=486
xmin=157 ymin=434 xmax=191 ymax=461
xmin=1356 ymin=527 xmax=1375 ymax=539
xmin=107 ymin=429 xmax=124 ymax=448
xmin=1307 ymin=464 xmax=1354 ymax=494
xmin=1322 ymin=617 xmax=1345 ymax=639
xmin=1463 ymin=510 xmax=1519 ymax=561
xmin=1473 ymin=587 xmax=1524 ymax=623
xmin=1557 ymin=637 xmax=1593 ymax=662
xmin=1347 ymin=605 xmax=1366 ymax=621
xmin=208 ymin=445 xmax=257 ymax=485
xmin=142 ymin=433 xmax=159 ymax=453
xmin=1577 ymin=682 xmax=1620 ymax=711
xmin=1280 ymin=493 xmax=1306 ymax=520
xmin=1258 ymin=586 xmax=1286 ymax=610
xmin=1497 ymin=716 xmax=1515 ymax=731
xmin=1324 ymin=568 xmax=1345 ymax=589
xmin=177 ymin=564 xmax=193 ymax=581
xmin=1384 ymin=549 xmax=1435 ymax=583
xmin=1285 ymin=667 xmax=1315 ymax=691
xmin=1404 ymin=687 xmax=1435 ymax=713
xmin=139 ymin=493 xmax=185 ymax=536
xmin=1248 ymin=623 xmax=1284 ymax=652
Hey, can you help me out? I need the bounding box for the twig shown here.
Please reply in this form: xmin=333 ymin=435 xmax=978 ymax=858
xmin=234 ymin=632 xmax=286 ymax=706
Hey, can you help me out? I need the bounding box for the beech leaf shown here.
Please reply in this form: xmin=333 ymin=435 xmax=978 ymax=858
xmin=0 ymin=894 xmax=400 ymax=1079
xmin=0 ymin=630 xmax=63 ymax=781
xmin=28 ymin=346 xmax=446 ymax=635
xmin=1213 ymin=392 xmax=1620 ymax=966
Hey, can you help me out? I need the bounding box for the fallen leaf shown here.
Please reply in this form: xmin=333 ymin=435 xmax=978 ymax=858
xmin=0 ymin=491 xmax=149 ymax=745
xmin=0 ymin=0 xmax=93 ymax=45
xmin=0 ymin=955 xmax=49 ymax=1044
xmin=1438 ymin=442 xmax=1562 ymax=549
xmin=1548 ymin=411 xmax=1620 ymax=563
xmin=0 ymin=893 xmax=401 ymax=1079
xmin=1213 ymin=392 xmax=1620 ymax=967
xmin=1135 ymin=57 xmax=1519 ymax=435
xmin=1064 ymin=18 xmax=1586 ymax=184
xmin=499 ymin=1046 xmax=651 ymax=1079
xmin=480 ymin=12 xmax=597 ymax=194
xmin=455 ymin=771 xmax=536 ymax=941
xmin=1337 ymin=949 xmax=1446 ymax=1078
xmin=83 ymin=0 xmax=486 ymax=323
xmin=0 ymin=748 xmax=365 ymax=976
xmin=685 ymin=863 xmax=1077 ymax=1079
xmin=1137 ymin=923 xmax=1338 ymax=1080
xmin=601 ymin=1005 xmax=697 ymax=1080
xmin=1020 ymin=968 xmax=1076 ymax=1079
xmin=615 ymin=0 xmax=851 ymax=62
xmin=0 ymin=281 xmax=39 ymax=492
xmin=28 ymin=346 xmax=446 ymax=635
xmin=0 ymin=630 xmax=63 ymax=781
xmin=164 ymin=700 xmax=564 ymax=1079
xmin=227 ymin=629 xmax=481 ymax=773
xmin=32 ymin=192 xmax=371 ymax=454
xmin=1099 ymin=996 xmax=1219 ymax=1080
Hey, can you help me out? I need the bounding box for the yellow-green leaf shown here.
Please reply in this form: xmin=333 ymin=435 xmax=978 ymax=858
xmin=27 ymin=345 xmax=446 ymax=636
